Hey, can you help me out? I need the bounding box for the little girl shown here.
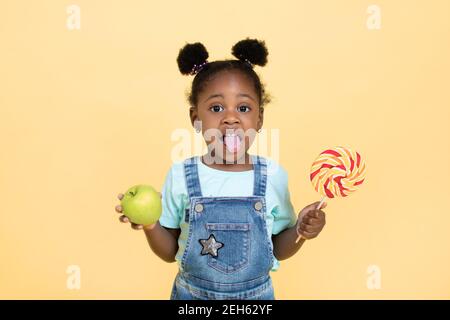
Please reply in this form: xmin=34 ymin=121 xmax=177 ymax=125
xmin=115 ymin=38 xmax=327 ymax=300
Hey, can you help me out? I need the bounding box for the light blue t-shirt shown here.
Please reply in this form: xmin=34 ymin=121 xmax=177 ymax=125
xmin=159 ymin=155 xmax=298 ymax=272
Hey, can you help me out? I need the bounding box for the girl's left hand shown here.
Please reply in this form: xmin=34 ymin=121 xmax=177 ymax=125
xmin=296 ymin=201 xmax=327 ymax=240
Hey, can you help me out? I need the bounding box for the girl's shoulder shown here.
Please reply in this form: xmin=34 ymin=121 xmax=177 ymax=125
xmin=162 ymin=159 xmax=189 ymax=199
xmin=166 ymin=158 xmax=187 ymax=178
xmin=260 ymin=156 xmax=288 ymax=182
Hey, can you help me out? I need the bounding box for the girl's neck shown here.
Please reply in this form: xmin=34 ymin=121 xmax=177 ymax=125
xmin=201 ymin=153 xmax=253 ymax=172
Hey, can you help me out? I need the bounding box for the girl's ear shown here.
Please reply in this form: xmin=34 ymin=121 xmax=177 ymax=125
xmin=257 ymin=107 xmax=264 ymax=131
xmin=189 ymin=106 xmax=198 ymax=127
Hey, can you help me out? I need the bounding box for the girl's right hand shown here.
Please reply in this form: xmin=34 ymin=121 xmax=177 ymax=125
xmin=115 ymin=193 xmax=155 ymax=230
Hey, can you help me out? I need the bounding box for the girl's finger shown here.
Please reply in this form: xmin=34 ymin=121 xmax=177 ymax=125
xmin=117 ymin=193 xmax=124 ymax=200
xmin=299 ymin=216 xmax=309 ymax=224
xmin=308 ymin=224 xmax=323 ymax=233
xmin=307 ymin=210 xmax=319 ymax=218
xmin=119 ymin=215 xmax=129 ymax=223
xmin=300 ymin=223 xmax=318 ymax=233
xmin=131 ymin=223 xmax=143 ymax=230
xmin=304 ymin=217 xmax=320 ymax=225
xmin=303 ymin=202 xmax=322 ymax=213
xmin=115 ymin=205 xmax=123 ymax=213
xmin=316 ymin=210 xmax=326 ymax=219
xmin=303 ymin=215 xmax=319 ymax=225
xmin=300 ymin=223 xmax=319 ymax=233
xmin=299 ymin=223 xmax=308 ymax=232
xmin=301 ymin=231 xmax=318 ymax=240
xmin=318 ymin=202 xmax=327 ymax=209
xmin=308 ymin=209 xmax=325 ymax=219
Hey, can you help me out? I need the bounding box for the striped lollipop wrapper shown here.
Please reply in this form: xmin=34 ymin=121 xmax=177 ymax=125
xmin=295 ymin=146 xmax=366 ymax=243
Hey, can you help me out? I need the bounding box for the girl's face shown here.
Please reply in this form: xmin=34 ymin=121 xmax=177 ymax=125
xmin=190 ymin=70 xmax=264 ymax=164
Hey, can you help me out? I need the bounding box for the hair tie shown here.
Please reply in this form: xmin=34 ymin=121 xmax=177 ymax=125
xmin=190 ymin=60 xmax=208 ymax=75
xmin=243 ymin=58 xmax=253 ymax=67
xmin=237 ymin=54 xmax=253 ymax=68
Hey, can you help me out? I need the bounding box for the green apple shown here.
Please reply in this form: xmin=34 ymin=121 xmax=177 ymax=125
xmin=120 ymin=184 xmax=162 ymax=226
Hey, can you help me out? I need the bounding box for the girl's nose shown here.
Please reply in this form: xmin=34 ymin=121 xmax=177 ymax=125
xmin=224 ymin=117 xmax=239 ymax=125
xmin=222 ymin=109 xmax=240 ymax=125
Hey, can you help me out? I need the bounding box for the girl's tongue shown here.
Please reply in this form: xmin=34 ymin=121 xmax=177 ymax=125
xmin=223 ymin=134 xmax=241 ymax=153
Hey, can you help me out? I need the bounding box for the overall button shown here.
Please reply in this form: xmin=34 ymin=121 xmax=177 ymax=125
xmin=254 ymin=201 xmax=263 ymax=211
xmin=194 ymin=203 xmax=204 ymax=213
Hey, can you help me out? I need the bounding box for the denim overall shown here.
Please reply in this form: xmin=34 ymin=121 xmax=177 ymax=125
xmin=170 ymin=155 xmax=275 ymax=300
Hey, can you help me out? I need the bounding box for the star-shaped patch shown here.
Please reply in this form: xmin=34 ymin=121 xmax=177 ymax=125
xmin=199 ymin=234 xmax=224 ymax=257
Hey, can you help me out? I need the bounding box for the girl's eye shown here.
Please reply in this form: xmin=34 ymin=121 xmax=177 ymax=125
xmin=238 ymin=105 xmax=251 ymax=113
xmin=210 ymin=105 xmax=224 ymax=112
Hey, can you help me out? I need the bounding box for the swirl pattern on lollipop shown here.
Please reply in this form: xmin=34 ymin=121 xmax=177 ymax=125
xmin=310 ymin=146 xmax=366 ymax=198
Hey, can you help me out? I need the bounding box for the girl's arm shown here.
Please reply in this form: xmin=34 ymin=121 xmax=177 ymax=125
xmin=272 ymin=201 xmax=327 ymax=260
xmin=272 ymin=226 xmax=306 ymax=260
xmin=143 ymin=223 xmax=180 ymax=263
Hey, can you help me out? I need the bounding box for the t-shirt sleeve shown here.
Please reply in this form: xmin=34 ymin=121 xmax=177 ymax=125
xmin=271 ymin=166 xmax=298 ymax=235
xmin=158 ymin=166 xmax=183 ymax=229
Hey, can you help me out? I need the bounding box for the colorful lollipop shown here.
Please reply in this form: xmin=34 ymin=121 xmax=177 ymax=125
xmin=295 ymin=146 xmax=366 ymax=243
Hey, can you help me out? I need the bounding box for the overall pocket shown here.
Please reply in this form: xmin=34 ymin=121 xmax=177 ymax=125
xmin=205 ymin=223 xmax=251 ymax=274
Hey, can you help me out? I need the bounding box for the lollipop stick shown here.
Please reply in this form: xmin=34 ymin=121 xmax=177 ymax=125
xmin=295 ymin=196 xmax=326 ymax=243
xmin=316 ymin=196 xmax=326 ymax=211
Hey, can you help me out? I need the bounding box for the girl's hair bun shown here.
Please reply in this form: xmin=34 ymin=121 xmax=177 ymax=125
xmin=177 ymin=42 xmax=209 ymax=75
xmin=231 ymin=38 xmax=268 ymax=67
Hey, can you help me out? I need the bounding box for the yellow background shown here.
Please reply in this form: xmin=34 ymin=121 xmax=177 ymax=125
xmin=1 ymin=0 xmax=449 ymax=299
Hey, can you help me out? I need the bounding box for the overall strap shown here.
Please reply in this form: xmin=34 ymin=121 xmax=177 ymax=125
xmin=252 ymin=155 xmax=267 ymax=197
xmin=183 ymin=156 xmax=203 ymax=198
